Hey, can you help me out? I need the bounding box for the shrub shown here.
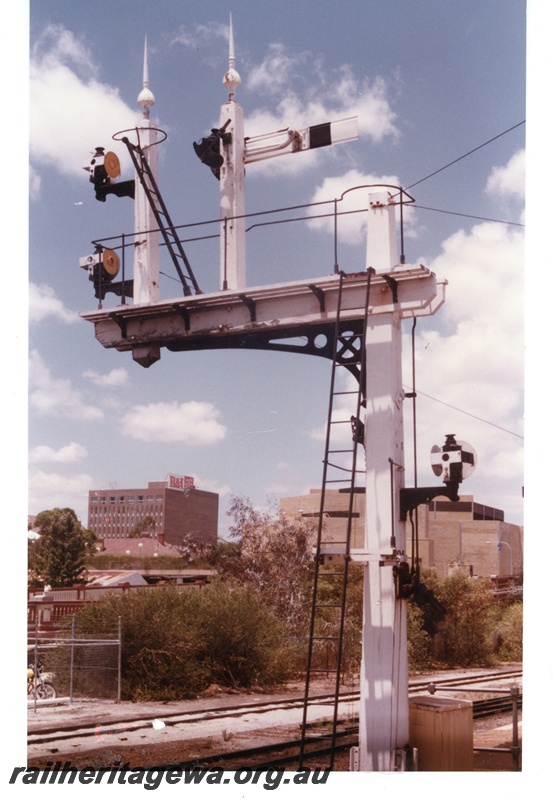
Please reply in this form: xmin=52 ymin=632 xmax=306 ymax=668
xmin=68 ymin=582 xmax=292 ymax=700
xmin=423 ymin=570 xmax=498 ymax=667
xmin=407 ymin=601 xmax=433 ymax=672
xmin=496 ymin=602 xmax=523 ymax=661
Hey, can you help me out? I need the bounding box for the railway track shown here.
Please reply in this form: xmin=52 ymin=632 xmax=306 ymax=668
xmin=28 ymin=668 xmax=521 ymax=758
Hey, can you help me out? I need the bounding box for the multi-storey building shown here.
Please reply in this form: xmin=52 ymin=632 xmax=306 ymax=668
xmin=280 ymin=490 xmax=522 ymax=579
xmin=87 ymin=474 xmax=218 ymax=548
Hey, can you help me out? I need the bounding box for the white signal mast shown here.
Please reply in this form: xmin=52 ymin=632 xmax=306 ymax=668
xmin=216 ymin=15 xmax=358 ymax=291
xmin=134 ymin=36 xmax=160 ymax=306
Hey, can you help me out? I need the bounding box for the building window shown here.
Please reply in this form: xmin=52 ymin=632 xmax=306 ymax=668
xmin=128 ymin=496 xmax=135 ymax=503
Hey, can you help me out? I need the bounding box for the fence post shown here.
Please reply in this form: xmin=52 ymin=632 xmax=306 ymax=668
xmin=32 ymin=616 xmax=38 ymax=713
xmin=117 ymin=616 xmax=122 ymax=704
xmin=511 ymin=685 xmax=521 ymax=770
xmin=69 ymin=615 xmax=75 ymax=703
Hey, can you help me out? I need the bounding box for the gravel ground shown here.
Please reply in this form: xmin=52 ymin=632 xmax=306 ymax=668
xmin=27 ymin=670 xmax=522 ymax=772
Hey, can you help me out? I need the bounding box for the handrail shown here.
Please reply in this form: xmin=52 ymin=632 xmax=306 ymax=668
xmin=88 ymin=183 xmax=413 ymax=295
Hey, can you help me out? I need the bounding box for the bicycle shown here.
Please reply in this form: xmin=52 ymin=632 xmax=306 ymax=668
xmin=27 ymin=661 xmax=56 ymax=700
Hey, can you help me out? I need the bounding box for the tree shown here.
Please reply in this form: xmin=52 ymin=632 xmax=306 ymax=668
xmin=29 ymin=508 xmax=97 ymax=587
xmin=223 ymin=496 xmax=317 ymax=634
xmin=128 ymin=515 xmax=156 ymax=538
xmin=422 ymin=569 xmax=498 ymax=666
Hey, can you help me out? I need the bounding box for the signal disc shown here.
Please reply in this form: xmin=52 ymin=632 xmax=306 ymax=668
xmin=102 ymin=249 xmax=120 ymax=278
xmin=104 ymin=151 xmax=121 ymax=180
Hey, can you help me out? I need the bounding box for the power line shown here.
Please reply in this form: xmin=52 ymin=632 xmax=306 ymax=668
xmin=412 ymin=204 xmax=524 ymax=227
xmin=405 ymin=120 xmax=526 ymax=192
xmin=404 ymin=386 xmax=524 ymax=440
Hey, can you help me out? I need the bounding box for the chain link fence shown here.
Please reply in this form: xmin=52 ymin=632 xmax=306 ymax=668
xmin=28 ymin=615 xmax=121 ymax=709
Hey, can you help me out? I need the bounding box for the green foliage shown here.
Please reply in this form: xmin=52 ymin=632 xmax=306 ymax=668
xmin=496 ymin=602 xmax=523 ymax=661
xmin=128 ymin=516 xmax=156 ymax=538
xmin=420 ymin=569 xmax=499 ymax=667
xmin=192 ymin=581 xmax=294 ymax=688
xmin=29 ymin=508 xmax=97 ymax=587
xmin=68 ymin=582 xmax=292 ymax=700
xmin=406 ymin=601 xmax=433 ymax=672
xmin=224 ymin=496 xmax=316 ymax=634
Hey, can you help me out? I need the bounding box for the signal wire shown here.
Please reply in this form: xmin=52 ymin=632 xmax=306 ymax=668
xmin=412 ymin=205 xmax=524 ymax=227
xmin=404 ymin=120 xmax=525 ymax=192
xmin=403 ymin=386 xmax=524 ymax=440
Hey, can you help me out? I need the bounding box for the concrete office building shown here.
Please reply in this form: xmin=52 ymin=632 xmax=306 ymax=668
xmin=87 ymin=474 xmax=218 ymax=548
xmin=280 ymin=490 xmax=522 ymax=579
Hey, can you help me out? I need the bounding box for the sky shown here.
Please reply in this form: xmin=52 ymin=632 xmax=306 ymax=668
xmin=23 ymin=0 xmax=527 ymax=539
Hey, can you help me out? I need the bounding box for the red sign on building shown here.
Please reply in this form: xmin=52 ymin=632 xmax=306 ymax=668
xmin=168 ymin=473 xmax=195 ymax=491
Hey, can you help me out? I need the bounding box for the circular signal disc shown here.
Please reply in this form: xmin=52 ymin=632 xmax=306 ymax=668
xmin=102 ymin=249 xmax=120 ymax=279
xmin=104 ymin=151 xmax=121 ymax=180
xmin=430 ymin=444 xmax=443 ymax=477
xmin=457 ymin=440 xmax=477 ymax=480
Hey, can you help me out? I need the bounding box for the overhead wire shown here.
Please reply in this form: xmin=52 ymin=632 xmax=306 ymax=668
xmin=412 ymin=205 xmax=524 ymax=227
xmin=404 ymin=120 xmax=526 ymax=192
xmin=403 ymin=386 xmax=524 ymax=440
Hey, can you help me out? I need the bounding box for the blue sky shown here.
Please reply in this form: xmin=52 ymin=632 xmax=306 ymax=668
xmin=24 ymin=0 xmax=528 ymax=538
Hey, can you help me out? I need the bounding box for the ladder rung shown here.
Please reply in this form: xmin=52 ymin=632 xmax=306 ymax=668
xmin=314 ymin=603 xmax=342 ymax=608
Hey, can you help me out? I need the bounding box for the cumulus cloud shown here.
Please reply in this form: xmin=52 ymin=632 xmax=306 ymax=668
xmin=486 ymin=148 xmax=525 ymax=202
xmin=82 ymin=367 xmax=129 ymax=387
xmin=29 ymin=350 xmax=104 ymax=421
xmin=121 ymin=400 xmax=227 ymax=444
xmin=403 ymin=206 xmax=524 ymax=519
xmin=170 ymin=20 xmax=228 ymax=49
xmin=29 ymin=442 xmax=88 ymax=464
xmin=244 ymin=48 xmax=398 ymax=176
xmin=30 ymin=24 xmax=138 ymax=195
xmin=306 ymin=169 xmax=407 ymax=245
xmin=29 ymin=283 xmax=80 ymax=324
xmin=29 ymin=470 xmax=93 ymax=521
xmin=248 ymin=43 xmax=304 ymax=93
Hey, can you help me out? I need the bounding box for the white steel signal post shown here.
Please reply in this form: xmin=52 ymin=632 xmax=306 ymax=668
xmin=79 ymin=21 xmax=448 ymax=771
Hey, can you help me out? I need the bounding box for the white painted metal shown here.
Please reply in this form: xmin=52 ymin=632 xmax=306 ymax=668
xmin=81 ymin=268 xmax=445 ymax=352
xmin=219 ymin=15 xmax=246 ymax=291
xmin=243 ymin=117 xmax=358 ymax=164
xmin=353 ymin=191 xmax=409 ymax=770
xmin=133 ymin=37 xmax=160 ymax=306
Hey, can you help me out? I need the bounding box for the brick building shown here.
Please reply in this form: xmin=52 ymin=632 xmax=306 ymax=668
xmin=280 ymin=490 xmax=522 ymax=579
xmin=87 ymin=474 xmax=218 ymax=548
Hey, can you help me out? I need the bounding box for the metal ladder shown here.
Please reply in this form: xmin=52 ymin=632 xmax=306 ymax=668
xmin=299 ymin=268 xmax=374 ymax=769
xmin=122 ymin=136 xmax=201 ymax=296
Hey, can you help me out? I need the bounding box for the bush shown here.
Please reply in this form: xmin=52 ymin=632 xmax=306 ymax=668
xmin=68 ymin=582 xmax=292 ymax=700
xmin=496 ymin=602 xmax=523 ymax=661
xmin=407 ymin=601 xmax=433 ymax=672
xmin=423 ymin=570 xmax=498 ymax=667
